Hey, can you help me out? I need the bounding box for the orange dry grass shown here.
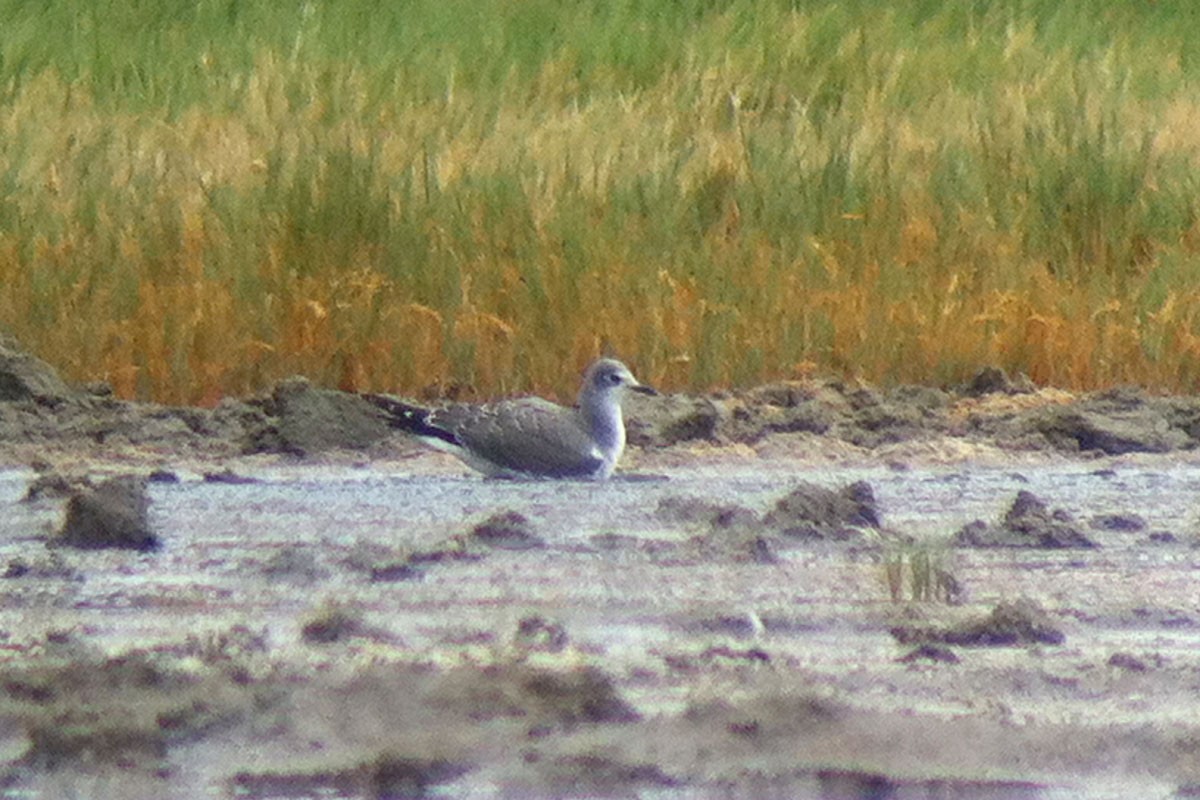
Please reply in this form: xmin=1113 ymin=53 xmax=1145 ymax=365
xmin=6 ymin=216 xmax=1200 ymax=405
xmin=4 ymin=48 xmax=1200 ymax=404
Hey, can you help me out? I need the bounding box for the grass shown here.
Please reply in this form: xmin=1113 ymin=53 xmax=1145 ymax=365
xmin=883 ymin=544 xmax=960 ymax=604
xmin=2 ymin=1 xmax=1200 ymax=403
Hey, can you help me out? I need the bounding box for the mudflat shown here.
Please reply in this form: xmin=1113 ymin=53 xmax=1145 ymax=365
xmin=1 ymin=341 xmax=1198 ymax=798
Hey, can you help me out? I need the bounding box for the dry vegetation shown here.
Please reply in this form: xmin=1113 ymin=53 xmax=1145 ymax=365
xmin=1 ymin=0 xmax=1199 ymax=404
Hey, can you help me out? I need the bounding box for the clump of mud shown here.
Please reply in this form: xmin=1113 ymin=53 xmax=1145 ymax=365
xmin=258 ymin=544 xmax=331 ymax=583
xmin=655 ymin=495 xmax=777 ymax=563
xmin=300 ymin=603 xmax=372 ymax=645
xmin=245 ymin=376 xmax=391 ymax=456
xmin=299 ymin=600 xmax=401 ymax=646
xmin=1089 ymin=512 xmax=1147 ymax=532
xmin=890 ymin=598 xmax=1066 ymax=647
xmin=54 ymin=476 xmax=159 ymax=552
xmin=656 ymin=495 xmax=760 ymax=531
xmin=513 ymin=615 xmax=570 ymax=654
xmin=0 ymin=333 xmax=74 ymax=403
xmin=349 ymin=509 xmax=548 ymax=581
xmin=466 ymin=510 xmax=545 ymax=551
xmin=657 ymin=479 xmax=888 ymax=556
xmin=953 ymin=490 xmax=1097 ymax=549
xmin=202 ymin=468 xmax=257 ymax=484
xmin=764 ymin=480 xmax=882 ymax=541
xmin=22 ymin=471 xmax=93 ymax=502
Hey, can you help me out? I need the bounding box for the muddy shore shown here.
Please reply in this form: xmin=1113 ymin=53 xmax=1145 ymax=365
xmin=2 ymin=337 xmax=1200 ymax=799
xmin=6 ymin=331 xmax=1200 ymax=465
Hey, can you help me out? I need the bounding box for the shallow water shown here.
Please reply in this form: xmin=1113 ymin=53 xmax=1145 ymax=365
xmin=1 ymin=454 xmax=1199 ymax=798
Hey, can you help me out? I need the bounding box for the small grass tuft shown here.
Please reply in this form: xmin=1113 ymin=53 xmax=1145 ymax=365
xmin=883 ymin=544 xmax=961 ymax=604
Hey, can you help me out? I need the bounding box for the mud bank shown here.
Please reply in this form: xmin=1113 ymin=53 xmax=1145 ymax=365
xmin=5 ymin=332 xmax=1200 ymax=466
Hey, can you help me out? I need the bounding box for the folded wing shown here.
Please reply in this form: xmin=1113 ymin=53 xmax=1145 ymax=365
xmin=431 ymin=398 xmax=604 ymax=478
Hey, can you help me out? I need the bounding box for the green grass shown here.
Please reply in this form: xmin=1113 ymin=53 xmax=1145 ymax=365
xmin=884 ymin=543 xmax=960 ymax=604
xmin=2 ymin=0 xmax=1200 ymax=403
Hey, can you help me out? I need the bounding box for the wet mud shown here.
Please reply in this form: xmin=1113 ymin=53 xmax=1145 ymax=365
xmin=2 ymin=337 xmax=1200 ymax=798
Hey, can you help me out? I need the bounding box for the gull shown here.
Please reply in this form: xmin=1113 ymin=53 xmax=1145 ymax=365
xmin=367 ymin=358 xmax=656 ymax=479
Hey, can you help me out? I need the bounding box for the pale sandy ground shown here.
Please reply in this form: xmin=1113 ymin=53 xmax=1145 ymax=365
xmin=0 ymin=433 xmax=1198 ymax=799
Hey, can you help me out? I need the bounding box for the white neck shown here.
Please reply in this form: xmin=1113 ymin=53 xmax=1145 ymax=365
xmin=579 ymin=390 xmax=626 ymax=476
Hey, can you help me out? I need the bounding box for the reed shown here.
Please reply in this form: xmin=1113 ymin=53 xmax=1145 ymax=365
xmin=1 ymin=0 xmax=1198 ymax=403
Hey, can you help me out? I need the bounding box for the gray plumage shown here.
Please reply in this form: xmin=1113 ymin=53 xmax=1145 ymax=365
xmin=369 ymin=358 xmax=656 ymax=479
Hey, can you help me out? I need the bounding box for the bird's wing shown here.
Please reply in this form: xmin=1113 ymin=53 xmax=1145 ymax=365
xmin=431 ymin=398 xmax=604 ymax=478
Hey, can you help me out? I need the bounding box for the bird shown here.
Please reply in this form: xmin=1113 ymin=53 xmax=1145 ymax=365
xmin=366 ymin=358 xmax=657 ymax=479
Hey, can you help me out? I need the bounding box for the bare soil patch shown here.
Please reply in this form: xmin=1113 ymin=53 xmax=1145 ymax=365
xmin=1 ymin=339 xmax=1199 ymax=797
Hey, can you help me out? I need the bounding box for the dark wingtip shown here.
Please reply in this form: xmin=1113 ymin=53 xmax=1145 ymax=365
xmin=363 ymin=393 xmax=461 ymax=446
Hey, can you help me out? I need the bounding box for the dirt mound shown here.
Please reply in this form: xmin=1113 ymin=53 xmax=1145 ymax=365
xmin=1090 ymin=512 xmax=1147 ymax=532
xmin=961 ymin=365 xmax=1035 ymax=396
xmin=1029 ymin=387 xmax=1196 ymax=454
xmin=890 ymin=598 xmax=1067 ymax=647
xmin=636 ymin=379 xmax=951 ymax=450
xmin=246 ymin=376 xmax=391 ymax=455
xmin=467 ymin=510 xmax=545 ymax=551
xmin=626 ymin=392 xmax=722 ymax=446
xmin=0 ymin=333 xmax=74 ymax=403
xmin=653 ymin=481 xmax=888 ymax=561
xmin=764 ymin=480 xmax=881 ymax=541
xmin=968 ymin=385 xmax=1200 ymax=455
xmin=654 ymin=495 xmax=776 ymax=562
xmin=55 ymin=475 xmax=159 ymax=552
xmin=633 ymin=368 xmax=1200 ymax=458
xmin=300 ymin=603 xmax=376 ymax=645
xmin=953 ymin=490 xmax=1098 ymax=549
xmin=22 ymin=470 xmax=93 ymax=502
xmin=2 ymin=334 xmax=1200 ymax=463
xmin=655 ymin=495 xmax=760 ymax=530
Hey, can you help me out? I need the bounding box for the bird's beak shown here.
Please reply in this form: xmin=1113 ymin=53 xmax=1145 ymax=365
xmin=630 ymin=382 xmax=658 ymax=396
